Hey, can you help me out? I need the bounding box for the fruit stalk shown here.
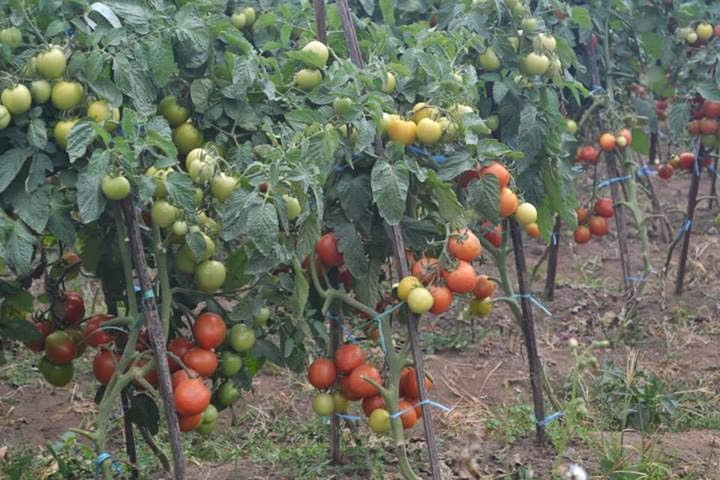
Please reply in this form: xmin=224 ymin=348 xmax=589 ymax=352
xmin=620 ymin=151 xmax=652 ymax=298
xmin=675 ymin=143 xmax=705 ymax=294
xmin=644 ymin=131 xmax=670 ymax=242
xmin=120 ymin=198 xmax=186 ymax=479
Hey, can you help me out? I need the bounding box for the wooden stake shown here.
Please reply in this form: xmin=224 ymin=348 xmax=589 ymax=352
xmin=544 ymin=216 xmax=561 ymax=301
xmin=604 ymin=150 xmax=632 ymax=292
xmin=121 ymin=388 xmax=139 ymax=480
xmin=120 ymin=198 xmax=185 ymax=480
xmin=509 ymin=218 xmax=546 ymax=444
xmin=675 ymin=143 xmax=704 ymax=295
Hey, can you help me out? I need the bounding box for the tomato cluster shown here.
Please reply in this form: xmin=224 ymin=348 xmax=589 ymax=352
xmin=307 ymin=344 xmax=432 ymax=434
xmin=687 ymin=98 xmax=720 ymax=150
xmin=572 ymin=198 xmax=614 ymax=245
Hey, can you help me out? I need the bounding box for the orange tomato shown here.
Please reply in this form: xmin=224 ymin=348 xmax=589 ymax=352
xmin=447 ymin=228 xmax=482 ymax=262
xmin=411 ymin=257 xmax=440 ymax=284
xmin=442 ymin=260 xmax=477 ymax=294
xmin=498 ymin=187 xmax=518 ymax=218
xmin=599 ymin=133 xmax=616 ymax=151
xmin=478 ymin=161 xmax=511 ymax=188
xmin=428 ymin=286 xmax=453 ymax=315
xmin=472 ymin=275 xmax=497 ymax=299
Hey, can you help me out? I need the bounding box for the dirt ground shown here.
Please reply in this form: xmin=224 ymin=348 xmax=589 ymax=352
xmin=1 ymin=169 xmax=719 ymax=479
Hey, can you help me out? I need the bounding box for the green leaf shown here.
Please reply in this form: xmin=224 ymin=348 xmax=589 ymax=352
xmin=145 ymin=116 xmax=177 ymax=159
xmin=631 ymin=129 xmax=650 ymax=156
xmin=0 ymin=318 xmax=40 ymax=343
xmin=668 ymin=102 xmax=690 ymax=141
xmin=517 ymin=104 xmax=545 ymax=166
xmin=246 ymin=203 xmax=279 ymax=256
xmin=223 ymin=249 xmax=251 ymax=291
xmin=28 ymin=118 xmax=48 ymax=149
xmin=164 ymin=172 xmax=195 ymax=212
xmin=289 ymin=258 xmax=309 ymax=316
xmin=334 ymin=221 xmax=368 ymax=278
xmin=47 ymin=204 xmax=77 ymax=246
xmin=26 ymin=154 xmax=53 ymax=193
xmin=425 ymin=172 xmax=464 ymax=225
xmin=371 ymin=160 xmax=409 ymax=226
xmin=127 ymin=393 xmax=160 ymax=436
xmin=186 ymin=230 xmax=208 ymax=263
xmin=571 ymin=6 xmax=592 ymax=31
xmin=77 ymin=151 xmax=111 ymax=224
xmin=336 ymin=173 xmax=372 ymax=222
xmin=174 ymin=10 xmax=211 ymax=69
xmin=286 ymin=50 xmax=327 ymax=70
xmin=13 ymin=186 xmax=50 ymax=233
xmin=467 ymin=174 xmax=500 ymax=223
xmin=6 ymin=220 xmax=35 ymax=273
xmin=66 ymin=121 xmax=98 ymax=162
xmin=285 ymin=109 xmax=322 ymax=125
xmin=113 ymin=54 xmax=157 ymax=116
xmin=190 ymin=78 xmax=214 ymax=111
xmin=0 ymin=148 xmax=33 ymax=193
xmin=697 ymin=81 xmax=720 ymax=101
xmin=379 ymin=0 xmax=395 ymax=25
xmin=142 ymin=36 xmax=177 ymax=88
xmin=295 ymin=213 xmax=320 ymax=260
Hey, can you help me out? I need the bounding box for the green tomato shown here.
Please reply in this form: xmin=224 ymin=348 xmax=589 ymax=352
xmin=514 ymin=202 xmax=537 ymax=226
xmin=368 ymin=408 xmax=391 ymax=433
xmin=243 ymin=7 xmax=256 ymax=26
xmin=283 ymin=195 xmax=301 ymax=221
xmin=102 ymin=175 xmax=131 ymax=200
xmin=172 ymin=221 xmax=188 ymax=237
xmin=469 ymin=298 xmax=492 ymax=317
xmin=0 ymin=106 xmax=10 ymax=130
xmin=218 ymin=382 xmax=241 ymax=406
xmin=255 ymin=307 xmax=270 ymax=327
xmin=523 ymin=52 xmax=550 ymax=75
xmin=211 ymin=173 xmax=237 ymax=202
xmin=302 ymin=40 xmax=329 ymax=66
xmin=39 ymin=356 xmax=74 ymax=387
xmin=0 ymin=27 xmax=22 ymax=49
xmin=407 ymin=287 xmax=434 ymax=314
xmin=189 ymin=160 xmax=216 ymax=185
xmin=485 ymin=115 xmax=499 ymax=131
xmin=195 ymin=259 xmax=226 ymax=292
xmin=31 ymin=80 xmax=51 ymax=104
xmin=201 ymin=404 xmax=218 ymax=424
xmin=1 ymin=84 xmax=32 ymax=115
xmin=333 ymin=97 xmax=353 ymax=115
xmin=295 ymin=69 xmax=322 ymax=91
xmin=54 ymin=119 xmax=78 ymax=150
xmin=151 ymin=200 xmax=178 ymax=228
xmin=195 ymin=419 xmax=216 ymax=435
xmin=231 ymin=12 xmax=247 ymax=29
xmin=51 ymin=81 xmax=84 ymax=111
xmin=521 ymin=17 xmax=537 ymax=33
xmin=175 ymin=248 xmax=196 ymax=274
xmin=173 ymin=123 xmax=204 ymax=155
xmin=229 ymin=324 xmax=255 ymax=353
xmin=87 ymin=100 xmax=120 ymax=129
xmin=478 ymin=48 xmax=500 ymax=71
xmin=158 ymin=96 xmax=190 ymax=127
xmin=381 ymin=72 xmax=396 ymax=93
xmin=218 ymin=351 xmax=243 ymax=377
xmin=185 ymin=148 xmax=210 ymax=170
xmin=312 ymin=393 xmax=335 ymax=416
xmin=565 ymin=119 xmax=578 ymax=135
xmin=37 ymin=47 xmax=67 ymax=79
xmin=332 ymin=392 xmax=350 ymax=413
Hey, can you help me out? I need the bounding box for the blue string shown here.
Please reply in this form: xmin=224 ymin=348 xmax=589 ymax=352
xmin=516 ymin=294 xmax=552 ymax=316
xmin=371 ymin=302 xmax=405 ymax=353
xmin=335 ymin=413 xmax=363 ymax=422
xmin=694 ymin=157 xmax=701 ymax=176
xmin=142 ymin=289 xmax=155 ymax=299
xmin=327 ymin=311 xmax=359 ymax=344
xmin=589 ymin=85 xmax=604 ymax=96
xmin=133 ymin=283 xmax=141 ymax=293
xmin=674 ymin=219 xmax=693 ymax=242
xmin=406 ymin=145 xmax=446 ymax=164
xmin=389 ymin=398 xmax=453 ymax=419
xmin=535 ymin=411 xmax=564 ymax=427
xmin=551 ymin=231 xmax=559 ymax=246
xmin=95 ymin=452 xmax=112 ymax=472
xmin=637 ymin=166 xmax=658 ymax=177
xmin=597 ymin=175 xmax=631 ymax=189
xmin=708 ymin=164 xmax=717 ymax=175
xmin=571 ymin=165 xmax=586 ymax=173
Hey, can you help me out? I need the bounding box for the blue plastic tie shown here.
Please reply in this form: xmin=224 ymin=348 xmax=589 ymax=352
xmin=674 ymin=219 xmax=693 ymax=242
xmin=389 ymin=398 xmax=453 ymax=419
xmin=571 ymin=165 xmax=586 ymax=173
xmin=589 ymin=85 xmax=604 ymax=96
xmin=708 ymin=164 xmax=717 ymax=175
xmin=625 ymin=275 xmax=647 ymax=283
xmin=133 ymin=283 xmax=142 ymax=293
xmin=406 ymin=145 xmax=446 ymax=164
xmin=597 ymin=175 xmax=631 ymax=189
xmin=637 ymin=166 xmax=658 ymax=177
xmin=371 ymin=302 xmax=405 ymax=353
xmin=335 ymin=413 xmax=363 ymax=422
xmin=535 ymin=411 xmax=564 ymax=427
xmin=694 ymin=157 xmax=701 ymax=176
xmin=551 ymin=231 xmax=559 ymax=246
xmin=517 ymin=294 xmax=552 ymax=316
xmin=142 ymin=289 xmax=155 ymax=300
xmin=328 ymin=311 xmax=359 ymax=344
xmin=95 ymin=452 xmax=112 ymax=471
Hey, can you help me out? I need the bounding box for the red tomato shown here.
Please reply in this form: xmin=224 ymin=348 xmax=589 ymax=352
xmin=346 ymin=364 xmax=382 ymax=398
xmin=174 ymin=378 xmax=211 ymax=415
xmin=362 ymin=395 xmax=386 ymax=417
xmin=588 ymin=216 xmax=609 ymax=236
xmin=171 ymin=368 xmax=198 ymax=390
xmin=574 ymin=226 xmax=591 ymax=244
xmin=658 ymin=164 xmax=673 ymax=179
xmin=482 ymin=221 xmax=502 ymax=248
xmin=315 ymin=233 xmax=343 ymax=267
xmin=307 ymin=357 xmax=337 ymax=389
xmin=334 ymin=344 xmax=365 ymax=374
xmin=167 ymin=337 xmax=194 ymax=371
xmin=45 ymin=331 xmax=77 ymax=364
xmin=182 ymin=347 xmax=218 ymax=377
xmin=401 ymin=367 xmax=433 ymax=399
xmin=61 ymin=292 xmax=85 ymax=326
xmin=193 ymin=312 xmax=227 ymax=350
xmin=93 ymin=350 xmax=119 ymax=385
xmin=594 ymin=198 xmax=614 ymax=218
xmin=83 ymin=314 xmax=115 ymax=348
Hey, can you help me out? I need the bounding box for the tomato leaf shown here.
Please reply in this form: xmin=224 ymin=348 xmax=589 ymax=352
xmin=295 ymin=213 xmax=321 ymax=260
xmin=26 ymin=153 xmax=53 ymax=193
xmin=668 ymin=102 xmax=690 ymax=140
xmin=335 ymin=173 xmax=372 ymax=222
xmin=467 ymin=174 xmax=500 ymax=223
xmin=246 ymin=203 xmax=279 ymax=256
xmin=425 ymin=172 xmax=464 ymax=226
xmin=289 ymin=258 xmax=309 ymax=316
xmin=164 ymin=172 xmax=195 ymax=212
xmin=76 ymin=150 xmax=110 ymax=224
xmin=5 ymin=220 xmax=35 ymax=274
xmin=12 ymin=185 xmax=50 ymax=234
xmin=0 ymin=148 xmax=33 ymax=193
xmin=113 ymin=54 xmax=157 ymax=116
xmin=174 ymin=10 xmax=211 ymax=69
xmin=66 ymin=121 xmax=98 ymax=163
xmin=630 ymin=129 xmax=650 ymax=156
xmin=27 ymin=118 xmax=47 ymax=150
xmin=371 ymin=160 xmax=409 ymax=226
xmin=127 ymin=393 xmax=160 ymax=436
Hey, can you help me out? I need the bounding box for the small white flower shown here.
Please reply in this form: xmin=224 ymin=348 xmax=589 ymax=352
xmin=565 ymin=464 xmax=587 ymax=480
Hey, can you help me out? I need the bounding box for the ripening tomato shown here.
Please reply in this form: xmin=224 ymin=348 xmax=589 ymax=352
xmin=178 ymin=413 xmax=203 ymax=432
xmin=574 ymin=225 xmax=591 ymax=244
xmin=472 ymin=275 xmax=497 ymax=300
xmin=588 ymin=216 xmax=609 ymax=236
xmin=525 ymin=223 xmax=540 ymax=238
xmin=45 ymin=331 xmax=77 ymax=364
xmin=368 ymin=408 xmax=391 ymax=434
xmin=192 ymin=312 xmax=227 ymax=350
xmin=93 ymin=350 xmax=119 ymax=385
xmin=428 ymin=286 xmax=452 ymax=315
xmin=702 ymin=100 xmax=720 ymax=118
xmin=699 ymin=118 xmax=718 ymax=135
xmin=182 ymin=348 xmax=218 ymax=377
xmin=594 ymin=198 xmax=614 ymax=218
xmin=658 ymin=164 xmax=673 ymax=180
xmin=171 ymin=369 xmax=198 ymax=390
xmin=498 ymin=187 xmax=518 ymax=218
xmin=399 ymin=367 xmax=413 ymax=397
xmin=25 ymin=320 xmax=55 ymax=352
xmin=411 ymin=257 xmax=440 ymax=284
xmin=61 ymin=291 xmax=85 ymax=326
xmin=312 ymin=393 xmax=335 ymax=416
xmin=678 ymin=152 xmax=695 ymax=170
xmin=576 ymin=208 xmax=589 ymax=224
xmin=599 ymin=133 xmax=616 ymax=151
xmin=443 ymin=260 xmax=477 ymax=294
xmin=334 ymin=344 xmax=365 ymax=374
xmin=448 ymin=228 xmax=482 ymax=261
xmin=482 ymin=221 xmax=502 ymax=248
xmin=83 ymin=314 xmax=115 ymax=348
xmin=39 ymin=356 xmax=74 ymax=387
xmin=397 ymin=400 xmax=418 ymax=429
xmin=315 ymin=232 xmax=343 ymax=267
xmin=308 ymin=357 xmax=337 ymax=389
xmin=167 ymin=337 xmax=194 ymax=371
xmin=340 ymin=374 xmax=363 ymax=401
xmin=346 ymin=364 xmax=382 ymax=398
xmin=387 ymin=118 xmax=417 ymax=145
xmin=362 ymin=395 xmax=386 ymax=417
xmin=478 ymin=162 xmax=511 ymax=188
xmin=401 ymin=367 xmax=433 ymax=399
xmin=174 ymin=378 xmax=211 ymax=416
xmin=407 ymin=287 xmax=434 ymax=314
